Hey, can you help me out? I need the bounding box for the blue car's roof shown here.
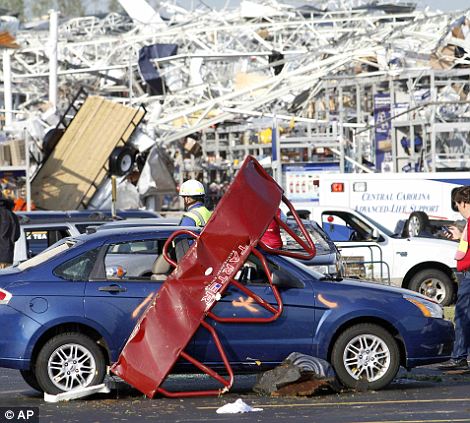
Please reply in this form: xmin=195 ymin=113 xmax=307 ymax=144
xmin=17 ymin=209 xmax=160 ymax=224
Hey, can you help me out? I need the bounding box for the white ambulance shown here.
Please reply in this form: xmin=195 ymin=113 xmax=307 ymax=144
xmin=314 ymin=172 xmax=470 ymax=236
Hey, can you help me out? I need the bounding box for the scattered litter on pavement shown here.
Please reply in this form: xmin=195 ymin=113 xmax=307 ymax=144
xmin=273 ymin=377 xmax=337 ymax=397
xmin=216 ymin=398 xmax=263 ymax=414
xmin=44 ymin=383 xmax=111 ymax=403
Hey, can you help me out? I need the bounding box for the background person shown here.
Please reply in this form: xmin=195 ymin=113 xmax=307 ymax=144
xmin=260 ymin=208 xmax=287 ymax=249
xmin=439 ymin=186 xmax=470 ymax=370
xmin=0 ymin=194 xmax=20 ymax=268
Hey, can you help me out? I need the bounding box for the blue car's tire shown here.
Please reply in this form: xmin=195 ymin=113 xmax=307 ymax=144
xmin=35 ymin=332 xmax=106 ymax=394
xmin=331 ymin=323 xmax=400 ymax=391
xmin=20 ymin=370 xmax=41 ymax=392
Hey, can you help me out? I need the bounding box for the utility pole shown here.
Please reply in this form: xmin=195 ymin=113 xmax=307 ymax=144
xmin=48 ymin=10 xmax=58 ymax=111
xmin=2 ymin=49 xmax=13 ymax=127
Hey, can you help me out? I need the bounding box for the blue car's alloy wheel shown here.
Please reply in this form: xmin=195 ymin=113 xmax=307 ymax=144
xmin=35 ymin=332 xmax=106 ymax=394
xmin=342 ymin=334 xmax=391 ymax=382
xmin=331 ymin=323 xmax=400 ymax=391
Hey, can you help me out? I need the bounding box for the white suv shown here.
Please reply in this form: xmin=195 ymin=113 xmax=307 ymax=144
xmin=289 ymin=204 xmax=458 ymax=306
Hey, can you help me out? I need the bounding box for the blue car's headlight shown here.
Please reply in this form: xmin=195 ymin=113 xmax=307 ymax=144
xmin=403 ymin=294 xmax=443 ymax=319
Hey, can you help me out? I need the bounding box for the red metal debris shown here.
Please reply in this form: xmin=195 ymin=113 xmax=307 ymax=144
xmin=111 ymin=155 xmax=316 ymax=398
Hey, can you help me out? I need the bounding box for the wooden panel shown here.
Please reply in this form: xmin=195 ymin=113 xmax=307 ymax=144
xmin=32 ymin=96 xmax=145 ymax=210
xmin=0 ymin=31 xmax=19 ymax=49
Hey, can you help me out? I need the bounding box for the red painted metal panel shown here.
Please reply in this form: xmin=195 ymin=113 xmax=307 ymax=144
xmin=111 ymin=155 xmax=316 ymax=398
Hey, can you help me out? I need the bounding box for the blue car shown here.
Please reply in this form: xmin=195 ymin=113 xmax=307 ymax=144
xmin=0 ymin=227 xmax=453 ymax=394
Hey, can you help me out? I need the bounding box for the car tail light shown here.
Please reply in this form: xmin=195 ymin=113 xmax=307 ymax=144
xmin=0 ymin=288 xmax=12 ymax=305
xmin=331 ymin=182 xmax=344 ymax=193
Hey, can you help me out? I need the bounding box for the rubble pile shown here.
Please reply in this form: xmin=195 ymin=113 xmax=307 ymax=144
xmin=0 ymin=0 xmax=469 ymax=209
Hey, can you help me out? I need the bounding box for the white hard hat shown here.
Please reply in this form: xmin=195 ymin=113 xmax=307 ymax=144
xmin=179 ymin=179 xmax=205 ymax=197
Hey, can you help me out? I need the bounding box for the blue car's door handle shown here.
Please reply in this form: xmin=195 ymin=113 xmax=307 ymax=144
xmin=98 ymin=284 xmax=127 ymax=293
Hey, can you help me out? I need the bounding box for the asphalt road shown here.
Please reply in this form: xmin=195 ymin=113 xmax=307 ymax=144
xmin=0 ymin=366 xmax=469 ymax=423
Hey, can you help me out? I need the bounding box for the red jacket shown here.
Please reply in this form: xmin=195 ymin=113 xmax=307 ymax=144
xmin=456 ymin=218 xmax=470 ymax=272
xmin=261 ymin=209 xmax=283 ymax=249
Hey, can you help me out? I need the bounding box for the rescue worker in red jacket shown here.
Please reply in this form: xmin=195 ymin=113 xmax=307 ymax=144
xmin=439 ymin=186 xmax=470 ymax=370
xmin=179 ymin=179 xmax=212 ymax=227
xmin=260 ymin=209 xmax=287 ymax=249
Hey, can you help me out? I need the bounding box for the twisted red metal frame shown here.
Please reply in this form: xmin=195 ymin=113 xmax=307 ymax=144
xmin=111 ymin=155 xmax=316 ymax=398
xmin=154 ymin=195 xmax=315 ymax=396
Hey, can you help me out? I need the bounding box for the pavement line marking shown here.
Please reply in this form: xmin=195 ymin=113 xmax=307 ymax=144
xmin=0 ymin=389 xmax=32 ymax=395
xmin=197 ymin=397 xmax=470 ymax=410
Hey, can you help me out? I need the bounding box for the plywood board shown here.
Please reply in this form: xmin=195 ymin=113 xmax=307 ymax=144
xmin=32 ymin=96 xmax=145 ymax=210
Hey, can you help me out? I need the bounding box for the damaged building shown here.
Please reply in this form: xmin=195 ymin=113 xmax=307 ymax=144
xmin=0 ymin=0 xmax=469 ymax=211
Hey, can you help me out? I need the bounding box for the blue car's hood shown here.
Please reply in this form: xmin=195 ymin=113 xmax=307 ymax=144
xmin=279 ymin=255 xmax=432 ymax=302
xmin=337 ymin=277 xmax=430 ymax=301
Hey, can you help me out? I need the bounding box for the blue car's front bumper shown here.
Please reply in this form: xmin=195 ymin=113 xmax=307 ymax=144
xmin=0 ymin=306 xmax=41 ymax=370
xmin=403 ymin=317 xmax=454 ymax=368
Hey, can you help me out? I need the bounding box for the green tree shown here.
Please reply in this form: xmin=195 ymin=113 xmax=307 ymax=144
xmin=2 ymin=0 xmax=25 ymax=20
xmin=31 ymin=0 xmax=54 ymax=19
xmin=57 ymin=0 xmax=85 ymax=18
xmin=108 ymin=0 xmax=123 ymax=13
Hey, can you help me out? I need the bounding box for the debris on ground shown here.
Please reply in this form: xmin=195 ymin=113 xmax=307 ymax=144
xmin=44 ymin=383 xmax=111 ymax=403
xmin=216 ymin=398 xmax=263 ymax=414
xmin=253 ymin=353 xmax=340 ymax=397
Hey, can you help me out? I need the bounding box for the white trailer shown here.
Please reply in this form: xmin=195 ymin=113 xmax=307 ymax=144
xmin=296 ymin=172 xmax=470 ymax=235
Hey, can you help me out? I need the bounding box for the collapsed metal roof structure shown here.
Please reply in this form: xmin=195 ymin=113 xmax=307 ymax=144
xmin=1 ymin=0 xmax=470 ymax=209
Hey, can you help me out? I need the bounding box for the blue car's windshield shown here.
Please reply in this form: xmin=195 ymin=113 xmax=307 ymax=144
xmin=278 ymin=256 xmax=326 ymax=281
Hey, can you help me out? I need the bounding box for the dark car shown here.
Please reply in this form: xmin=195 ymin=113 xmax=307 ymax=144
xmin=284 ymin=218 xmax=345 ymax=277
xmin=0 ymin=227 xmax=453 ymax=394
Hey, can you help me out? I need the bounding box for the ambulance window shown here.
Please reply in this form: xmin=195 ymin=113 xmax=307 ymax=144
xmin=321 ymin=212 xmax=374 ymax=242
xmin=321 ymin=214 xmax=352 ymax=241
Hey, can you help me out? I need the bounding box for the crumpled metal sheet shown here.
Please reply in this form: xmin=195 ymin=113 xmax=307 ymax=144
xmin=7 ymin=1 xmax=470 ymax=144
